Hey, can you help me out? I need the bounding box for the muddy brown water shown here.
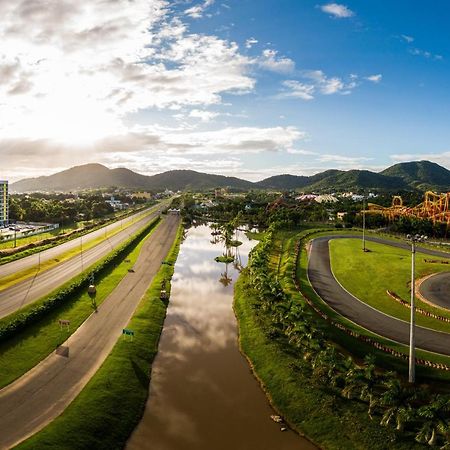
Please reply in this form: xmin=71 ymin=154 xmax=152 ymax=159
xmin=127 ymin=224 xmax=317 ymax=450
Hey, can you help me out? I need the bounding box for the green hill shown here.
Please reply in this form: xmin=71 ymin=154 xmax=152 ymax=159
xmin=10 ymin=160 xmax=450 ymax=193
xmin=380 ymin=160 xmax=450 ymax=191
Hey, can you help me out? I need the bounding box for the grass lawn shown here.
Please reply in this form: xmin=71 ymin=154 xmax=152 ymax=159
xmin=15 ymin=223 xmax=183 ymax=450
xmin=330 ymin=238 xmax=450 ymax=333
xmin=0 ymin=218 xmax=161 ymax=388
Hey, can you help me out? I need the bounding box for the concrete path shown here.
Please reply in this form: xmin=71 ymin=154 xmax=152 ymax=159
xmin=308 ymin=235 xmax=450 ymax=356
xmin=0 ymin=208 xmax=163 ymax=319
xmin=0 ymin=215 xmax=180 ymax=449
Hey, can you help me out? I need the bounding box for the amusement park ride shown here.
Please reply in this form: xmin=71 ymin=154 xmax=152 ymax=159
xmin=366 ymin=191 xmax=450 ymax=227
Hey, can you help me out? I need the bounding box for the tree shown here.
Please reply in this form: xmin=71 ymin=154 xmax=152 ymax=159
xmin=415 ymin=394 xmax=450 ymax=446
xmin=380 ymin=378 xmax=417 ymax=432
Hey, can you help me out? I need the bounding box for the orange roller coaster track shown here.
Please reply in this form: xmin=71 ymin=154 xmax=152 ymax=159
xmin=366 ymin=191 xmax=450 ymax=227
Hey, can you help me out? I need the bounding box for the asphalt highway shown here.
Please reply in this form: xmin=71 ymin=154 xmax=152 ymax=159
xmin=0 ymin=215 xmax=180 ymax=449
xmin=0 ymin=207 xmax=163 ymax=319
xmin=0 ymin=206 xmax=159 ymax=280
xmin=308 ymin=235 xmax=450 ymax=356
xmin=419 ymin=272 xmax=450 ymax=309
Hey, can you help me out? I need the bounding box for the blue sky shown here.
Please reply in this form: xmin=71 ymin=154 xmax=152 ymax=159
xmin=1 ymin=1 xmax=449 ymax=181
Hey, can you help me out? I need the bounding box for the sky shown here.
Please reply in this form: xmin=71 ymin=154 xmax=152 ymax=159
xmin=1 ymin=0 xmax=450 ymax=182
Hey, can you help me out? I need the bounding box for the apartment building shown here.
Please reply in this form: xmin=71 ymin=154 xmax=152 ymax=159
xmin=0 ymin=181 xmax=8 ymax=227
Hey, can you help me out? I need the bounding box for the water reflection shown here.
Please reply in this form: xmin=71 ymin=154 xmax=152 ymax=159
xmin=127 ymin=224 xmax=316 ymax=450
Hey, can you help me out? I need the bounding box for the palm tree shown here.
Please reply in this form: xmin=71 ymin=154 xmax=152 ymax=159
xmin=380 ymin=377 xmax=417 ymax=432
xmin=359 ymin=355 xmax=381 ymax=419
xmin=415 ymin=394 xmax=450 ymax=446
xmin=311 ymin=346 xmax=344 ymax=386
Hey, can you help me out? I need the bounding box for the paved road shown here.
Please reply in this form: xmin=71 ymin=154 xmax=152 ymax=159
xmin=0 ymin=205 xmax=162 ymax=280
xmin=419 ymin=272 xmax=450 ymax=309
xmin=0 ymin=215 xmax=180 ymax=449
xmin=308 ymin=235 xmax=450 ymax=356
xmin=0 ymin=208 xmax=163 ymax=319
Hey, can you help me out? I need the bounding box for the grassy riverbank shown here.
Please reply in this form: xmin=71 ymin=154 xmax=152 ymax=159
xmin=16 ymin=223 xmax=183 ymax=450
xmin=234 ymin=269 xmax=421 ymax=450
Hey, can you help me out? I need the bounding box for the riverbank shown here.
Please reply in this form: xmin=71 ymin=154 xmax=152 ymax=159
xmin=15 ymin=223 xmax=183 ymax=450
xmin=233 ymin=234 xmax=424 ymax=450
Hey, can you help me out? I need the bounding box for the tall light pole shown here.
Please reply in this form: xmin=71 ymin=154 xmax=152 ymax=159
xmin=362 ymin=196 xmax=366 ymax=252
xmin=406 ymin=233 xmax=427 ymax=384
xmin=80 ymin=235 xmax=84 ymax=272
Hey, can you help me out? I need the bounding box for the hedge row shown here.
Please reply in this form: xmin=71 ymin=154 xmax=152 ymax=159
xmin=387 ymin=290 xmax=450 ymax=323
xmin=0 ymin=216 xmax=160 ymax=344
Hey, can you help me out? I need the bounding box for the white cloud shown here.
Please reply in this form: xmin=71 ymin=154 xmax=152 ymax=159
xmin=280 ymin=80 xmax=315 ymax=100
xmin=401 ymin=34 xmax=414 ymax=43
xmin=185 ymin=0 xmax=215 ymax=19
xmin=318 ymin=154 xmax=373 ymax=166
xmin=245 ymin=37 xmax=258 ymax=49
xmin=2 ymin=124 xmax=307 ymax=180
xmin=366 ymin=74 xmax=382 ymax=83
xmin=320 ymin=3 xmax=354 ymax=18
xmin=304 ymin=70 xmax=356 ymax=95
xmin=0 ymin=2 xmax=256 ymax=146
xmin=188 ymin=109 xmax=219 ymax=122
xmin=409 ymin=48 xmax=443 ymax=61
xmin=286 ymin=149 xmax=317 ymax=155
xmin=258 ymin=49 xmax=295 ymax=74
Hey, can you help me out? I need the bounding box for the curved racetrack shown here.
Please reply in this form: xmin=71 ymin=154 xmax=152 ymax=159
xmin=308 ymin=235 xmax=450 ymax=355
xmin=419 ymin=272 xmax=450 ymax=309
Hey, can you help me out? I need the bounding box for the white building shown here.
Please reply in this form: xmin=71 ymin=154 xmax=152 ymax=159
xmin=0 ymin=180 xmax=8 ymax=227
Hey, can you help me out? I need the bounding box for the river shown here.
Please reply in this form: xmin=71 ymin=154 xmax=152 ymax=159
xmin=127 ymin=224 xmax=317 ymax=450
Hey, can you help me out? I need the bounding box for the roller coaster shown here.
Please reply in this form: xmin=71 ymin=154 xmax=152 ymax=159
xmin=366 ymin=191 xmax=450 ymax=226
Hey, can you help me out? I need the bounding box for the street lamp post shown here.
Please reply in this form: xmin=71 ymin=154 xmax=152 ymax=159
xmin=362 ymin=197 xmax=366 ymax=252
xmin=80 ymin=235 xmax=84 ymax=272
xmin=406 ymin=233 xmax=427 ymax=384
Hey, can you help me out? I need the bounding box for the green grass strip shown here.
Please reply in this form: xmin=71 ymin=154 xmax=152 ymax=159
xmin=15 ymin=223 xmax=183 ymax=450
xmin=0 ymin=218 xmax=161 ymax=388
xmin=234 ymin=269 xmax=422 ymax=450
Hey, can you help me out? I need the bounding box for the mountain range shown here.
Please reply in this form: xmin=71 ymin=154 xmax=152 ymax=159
xmin=10 ymin=160 xmax=450 ymax=193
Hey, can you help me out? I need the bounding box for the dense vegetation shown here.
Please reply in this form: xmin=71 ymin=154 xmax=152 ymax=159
xmin=9 ymin=192 xmax=151 ymax=225
xmin=237 ymin=228 xmax=450 ymax=448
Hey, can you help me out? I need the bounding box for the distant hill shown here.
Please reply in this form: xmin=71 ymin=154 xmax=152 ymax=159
xmin=11 ymin=164 xmax=254 ymax=193
xmin=10 ymin=160 xmax=450 ymax=193
xmin=380 ymin=160 xmax=450 ymax=191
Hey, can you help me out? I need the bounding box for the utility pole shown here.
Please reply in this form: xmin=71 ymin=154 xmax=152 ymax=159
xmin=362 ymin=196 xmax=366 ymax=252
xmin=406 ymin=233 xmax=427 ymax=383
xmin=80 ymin=235 xmax=84 ymax=272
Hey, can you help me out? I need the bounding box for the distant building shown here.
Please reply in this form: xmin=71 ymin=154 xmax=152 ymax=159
xmin=337 ymin=212 xmax=347 ymax=221
xmin=0 ymin=180 xmax=8 ymax=227
xmin=105 ymin=196 xmax=123 ymax=210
